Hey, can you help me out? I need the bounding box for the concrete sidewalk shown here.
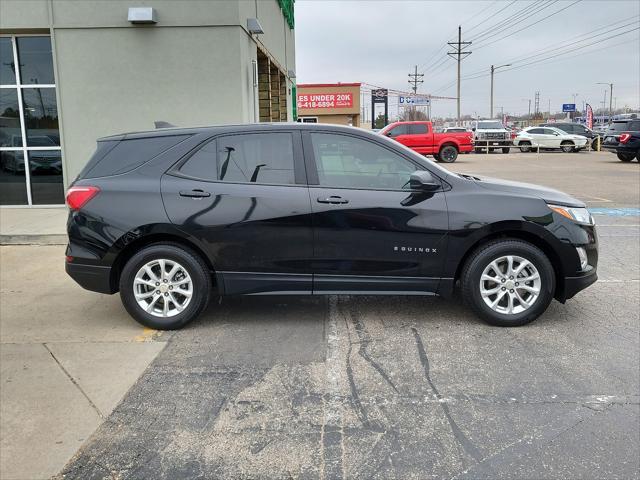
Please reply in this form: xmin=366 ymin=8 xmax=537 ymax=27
xmin=0 ymin=245 xmax=168 ymax=480
xmin=0 ymin=208 xmax=68 ymax=245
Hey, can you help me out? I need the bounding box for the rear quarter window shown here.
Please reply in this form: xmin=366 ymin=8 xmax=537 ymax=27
xmin=82 ymin=135 xmax=189 ymax=178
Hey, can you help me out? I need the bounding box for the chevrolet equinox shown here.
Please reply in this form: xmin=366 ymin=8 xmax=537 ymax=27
xmin=65 ymin=123 xmax=598 ymax=329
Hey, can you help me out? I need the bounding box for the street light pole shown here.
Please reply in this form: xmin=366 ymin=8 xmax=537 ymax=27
xmin=597 ymin=82 xmax=613 ymax=122
xmin=490 ymin=63 xmax=511 ymax=118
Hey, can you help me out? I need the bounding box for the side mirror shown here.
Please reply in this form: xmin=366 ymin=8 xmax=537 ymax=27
xmin=409 ymin=170 xmax=440 ymax=191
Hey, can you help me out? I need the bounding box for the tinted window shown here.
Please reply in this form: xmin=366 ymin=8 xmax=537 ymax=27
xmin=387 ymin=125 xmax=407 ymax=137
xmin=310 ymin=133 xmax=416 ymax=190
xmin=528 ymin=128 xmax=543 ymax=134
xmin=542 ymin=128 xmax=558 ymax=135
xmin=408 ymin=124 xmax=428 ymax=134
xmin=477 ymin=121 xmax=503 ymax=129
xmin=180 ymin=133 xmax=295 ymax=185
xmin=0 ymin=88 xmax=21 ymax=147
xmin=630 ymin=120 xmax=640 ymax=131
xmin=21 ymin=88 xmax=59 ymax=146
xmin=0 ymin=38 xmax=16 ymax=85
xmin=16 ymin=37 xmax=55 ymax=85
xmin=84 ymin=135 xmax=188 ymax=178
xmin=608 ymin=121 xmax=632 ymax=132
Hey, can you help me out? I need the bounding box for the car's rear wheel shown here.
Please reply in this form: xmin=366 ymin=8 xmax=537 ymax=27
xmin=560 ymin=141 xmax=574 ymax=153
xmin=439 ymin=145 xmax=458 ymax=163
xmin=519 ymin=141 xmax=532 ymax=152
xmin=617 ymin=152 xmax=635 ymax=162
xmin=502 ymin=147 xmax=510 ymax=154
xmin=461 ymin=239 xmax=555 ymax=327
xmin=119 ymin=244 xmax=211 ymax=330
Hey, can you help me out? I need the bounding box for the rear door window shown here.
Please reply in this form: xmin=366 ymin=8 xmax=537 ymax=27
xmin=179 ymin=132 xmax=296 ymax=185
xmin=408 ymin=124 xmax=428 ymax=134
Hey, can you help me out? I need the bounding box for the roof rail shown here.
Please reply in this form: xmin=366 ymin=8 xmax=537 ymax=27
xmin=154 ymin=121 xmax=176 ymax=129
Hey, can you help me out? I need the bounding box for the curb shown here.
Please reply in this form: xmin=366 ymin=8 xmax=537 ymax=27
xmin=0 ymin=234 xmax=68 ymax=245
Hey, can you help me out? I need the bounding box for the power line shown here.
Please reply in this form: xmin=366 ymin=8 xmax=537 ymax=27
xmin=470 ymin=0 xmax=554 ymax=43
xmin=458 ymin=0 xmax=518 ymax=37
xmin=473 ymin=0 xmax=583 ymax=51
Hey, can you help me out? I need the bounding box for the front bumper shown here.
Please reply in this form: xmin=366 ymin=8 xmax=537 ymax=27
xmin=563 ymin=268 xmax=598 ymax=301
xmin=65 ymin=260 xmax=115 ymax=294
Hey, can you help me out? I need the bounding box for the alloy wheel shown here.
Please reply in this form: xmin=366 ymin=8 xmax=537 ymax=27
xmin=479 ymin=255 xmax=541 ymax=315
xmin=133 ymin=259 xmax=193 ymax=317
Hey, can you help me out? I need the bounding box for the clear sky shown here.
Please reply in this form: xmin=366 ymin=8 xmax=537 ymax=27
xmin=295 ymin=0 xmax=640 ymax=119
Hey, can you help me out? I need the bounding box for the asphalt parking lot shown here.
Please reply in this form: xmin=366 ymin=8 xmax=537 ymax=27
xmin=1 ymin=151 xmax=639 ymax=480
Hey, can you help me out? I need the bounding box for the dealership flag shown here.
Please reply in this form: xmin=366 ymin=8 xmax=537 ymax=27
xmin=586 ymin=103 xmax=593 ymax=129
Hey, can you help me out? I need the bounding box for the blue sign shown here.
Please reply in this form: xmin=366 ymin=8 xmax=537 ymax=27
xmin=562 ymin=103 xmax=576 ymax=112
xmin=399 ymin=95 xmax=430 ymax=106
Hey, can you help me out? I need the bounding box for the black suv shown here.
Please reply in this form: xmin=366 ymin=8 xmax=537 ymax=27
xmin=602 ymin=119 xmax=640 ymax=162
xmin=65 ymin=123 xmax=598 ymax=329
xmin=540 ymin=122 xmax=598 ymax=150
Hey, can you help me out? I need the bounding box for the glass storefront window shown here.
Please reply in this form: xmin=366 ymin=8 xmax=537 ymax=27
xmin=0 ymin=151 xmax=28 ymax=205
xmin=0 ymin=89 xmax=22 ymax=147
xmin=0 ymin=38 xmax=16 ymax=85
xmin=29 ymin=150 xmax=64 ymax=204
xmin=0 ymin=35 xmax=63 ymax=206
xmin=22 ymin=89 xmax=60 ymax=147
xmin=16 ymin=37 xmax=55 ymax=85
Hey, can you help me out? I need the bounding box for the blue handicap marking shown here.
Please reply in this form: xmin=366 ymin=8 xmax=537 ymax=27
xmin=588 ymin=208 xmax=640 ymax=217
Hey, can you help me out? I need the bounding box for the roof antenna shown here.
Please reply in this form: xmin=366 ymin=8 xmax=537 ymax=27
xmin=154 ymin=121 xmax=176 ymax=129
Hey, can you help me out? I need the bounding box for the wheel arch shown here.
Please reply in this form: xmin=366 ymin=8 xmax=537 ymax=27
xmin=451 ymin=224 xmax=566 ymax=301
xmin=108 ymin=228 xmax=216 ymax=293
xmin=439 ymin=141 xmax=459 ymax=153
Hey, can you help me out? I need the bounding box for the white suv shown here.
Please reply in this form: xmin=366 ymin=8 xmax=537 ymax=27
xmin=514 ymin=126 xmax=589 ymax=153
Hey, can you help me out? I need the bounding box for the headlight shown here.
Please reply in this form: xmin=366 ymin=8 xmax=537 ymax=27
xmin=548 ymin=204 xmax=594 ymax=225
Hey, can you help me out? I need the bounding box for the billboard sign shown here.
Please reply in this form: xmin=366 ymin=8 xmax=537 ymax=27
xmin=399 ymin=95 xmax=430 ymax=106
xmin=562 ymin=103 xmax=576 ymax=112
xmin=297 ymin=92 xmax=354 ymax=109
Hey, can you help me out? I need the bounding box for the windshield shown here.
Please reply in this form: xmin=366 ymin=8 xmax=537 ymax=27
xmin=477 ymin=121 xmax=504 ymax=129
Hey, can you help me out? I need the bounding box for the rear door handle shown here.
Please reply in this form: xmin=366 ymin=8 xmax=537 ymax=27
xmin=317 ymin=196 xmax=349 ymax=204
xmin=179 ymin=189 xmax=211 ymax=198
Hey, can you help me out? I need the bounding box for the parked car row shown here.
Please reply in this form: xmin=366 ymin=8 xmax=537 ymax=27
xmin=601 ymin=118 xmax=640 ymax=162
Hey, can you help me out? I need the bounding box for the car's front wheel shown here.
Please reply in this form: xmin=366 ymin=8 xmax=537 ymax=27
xmin=119 ymin=244 xmax=211 ymax=329
xmin=560 ymin=141 xmax=574 ymax=153
xmin=461 ymin=239 xmax=555 ymax=327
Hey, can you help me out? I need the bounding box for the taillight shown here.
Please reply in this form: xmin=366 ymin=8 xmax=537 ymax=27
xmin=66 ymin=186 xmax=100 ymax=210
xmin=619 ymin=133 xmax=631 ymax=144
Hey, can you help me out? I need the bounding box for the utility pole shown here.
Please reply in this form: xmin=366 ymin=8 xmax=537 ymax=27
xmin=408 ymin=65 xmax=424 ymax=94
xmin=534 ymin=91 xmax=540 ymax=117
xmin=448 ymin=26 xmax=472 ymax=124
xmin=528 ymin=99 xmax=531 ymax=118
xmin=490 ymin=64 xmax=511 ymax=118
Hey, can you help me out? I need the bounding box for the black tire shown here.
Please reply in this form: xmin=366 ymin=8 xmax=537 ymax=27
xmin=119 ymin=243 xmax=211 ymax=330
xmin=489 ymin=148 xmax=495 ymax=153
xmin=461 ymin=239 xmax=555 ymax=327
xmin=439 ymin=145 xmax=458 ymax=163
xmin=474 ymin=147 xmax=483 ymax=154
xmin=432 ymin=153 xmax=441 ymax=162
xmin=617 ymin=151 xmax=635 ymax=162
xmin=519 ymin=141 xmax=532 ymax=153
xmin=502 ymin=147 xmax=510 ymax=154
xmin=560 ymin=141 xmax=574 ymax=153
xmin=636 ymin=152 xmax=640 ymax=162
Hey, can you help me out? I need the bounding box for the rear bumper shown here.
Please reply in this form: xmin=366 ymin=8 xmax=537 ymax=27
xmin=65 ymin=261 xmax=115 ymax=294
xmin=562 ymin=269 xmax=598 ymax=301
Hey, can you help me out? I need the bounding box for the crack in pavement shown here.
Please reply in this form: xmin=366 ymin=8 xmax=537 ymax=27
xmin=411 ymin=327 xmax=483 ymax=463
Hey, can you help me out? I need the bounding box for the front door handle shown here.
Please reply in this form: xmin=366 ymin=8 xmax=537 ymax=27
xmin=317 ymin=196 xmax=349 ymax=204
xmin=179 ymin=189 xmax=211 ymax=198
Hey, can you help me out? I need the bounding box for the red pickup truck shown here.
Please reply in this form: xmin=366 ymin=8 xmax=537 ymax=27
xmin=380 ymin=121 xmax=473 ymax=163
